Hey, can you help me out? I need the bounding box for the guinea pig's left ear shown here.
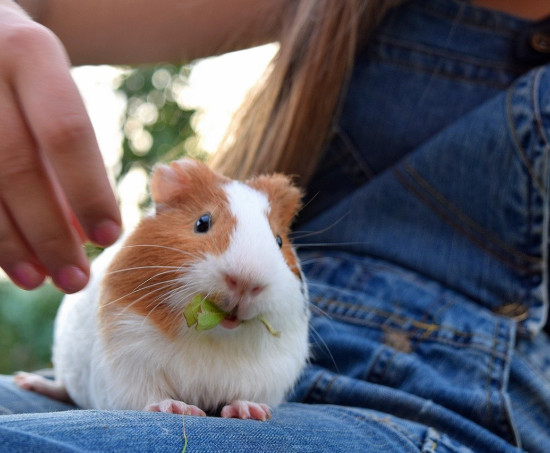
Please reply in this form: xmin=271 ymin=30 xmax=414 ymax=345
xmin=249 ymin=174 xmax=303 ymax=227
xmin=278 ymin=183 xmax=303 ymax=226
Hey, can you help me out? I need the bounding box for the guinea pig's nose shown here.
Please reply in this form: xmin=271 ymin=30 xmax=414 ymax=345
xmin=224 ymin=273 xmax=265 ymax=298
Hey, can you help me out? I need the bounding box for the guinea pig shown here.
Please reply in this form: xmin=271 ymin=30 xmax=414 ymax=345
xmin=15 ymin=158 xmax=310 ymax=421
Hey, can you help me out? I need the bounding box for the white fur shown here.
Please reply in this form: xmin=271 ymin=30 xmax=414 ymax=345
xmin=52 ymin=240 xmax=123 ymax=409
xmin=51 ymin=181 xmax=309 ymax=412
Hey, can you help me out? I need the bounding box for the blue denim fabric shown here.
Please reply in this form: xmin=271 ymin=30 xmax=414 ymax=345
xmin=0 ymin=402 xmax=496 ymax=453
xmin=292 ymin=0 xmax=550 ymax=451
xmin=2 ymin=0 xmax=550 ymax=451
xmin=302 ymin=0 xmax=538 ymax=223
xmin=300 ymin=65 xmax=550 ymax=336
xmin=290 ymin=254 xmax=533 ymax=451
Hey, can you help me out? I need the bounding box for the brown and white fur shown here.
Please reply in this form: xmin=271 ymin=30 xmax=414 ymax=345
xmin=16 ymin=158 xmax=309 ymax=420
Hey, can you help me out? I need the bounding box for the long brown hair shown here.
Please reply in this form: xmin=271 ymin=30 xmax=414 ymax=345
xmin=209 ymin=0 xmax=404 ymax=185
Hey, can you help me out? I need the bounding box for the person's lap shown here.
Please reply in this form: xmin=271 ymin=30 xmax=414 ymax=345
xmin=0 ymin=398 xmax=496 ymax=453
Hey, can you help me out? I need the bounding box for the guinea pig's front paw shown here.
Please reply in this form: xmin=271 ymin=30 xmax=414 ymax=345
xmin=220 ymin=400 xmax=271 ymax=421
xmin=144 ymin=398 xmax=206 ymax=416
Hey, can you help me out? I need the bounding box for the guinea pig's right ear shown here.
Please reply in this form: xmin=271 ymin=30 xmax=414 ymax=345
xmin=151 ymin=163 xmax=182 ymax=209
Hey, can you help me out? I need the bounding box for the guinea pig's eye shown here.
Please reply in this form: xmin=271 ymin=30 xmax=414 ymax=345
xmin=194 ymin=213 xmax=212 ymax=234
xmin=276 ymin=235 xmax=283 ymax=248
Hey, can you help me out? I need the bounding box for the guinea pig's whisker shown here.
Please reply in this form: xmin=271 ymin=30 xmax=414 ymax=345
xmin=105 ymin=263 xmax=192 ymax=293
xmin=296 ymin=191 xmax=319 ymax=216
xmin=139 ymin=283 xmax=202 ymax=327
xmin=165 ymin=280 xmax=200 ymax=300
xmin=107 ymin=287 xmax=173 ymax=319
xmin=301 ymin=280 xmax=323 ymax=288
xmin=309 ymin=302 xmax=334 ymax=319
xmin=105 ymin=270 xmax=182 ymax=300
xmin=106 ymin=265 xmax=184 ymax=275
xmin=120 ymin=244 xmax=202 ymax=260
xmin=308 ymin=322 xmax=340 ymax=374
xmin=139 ymin=289 xmax=183 ymax=327
xmin=124 ymin=284 xmax=189 ymax=321
xmin=131 ymin=270 xmax=185 ymax=293
xmin=305 ymin=281 xmax=348 ymax=294
xmin=102 ymin=278 xmax=180 ymax=312
xmin=289 ymin=213 xmax=350 ymax=241
xmin=306 ymin=302 xmax=340 ymax=372
xmin=294 ymin=258 xmax=318 ymax=266
xmin=132 ymin=277 xmax=184 ymax=298
xmin=296 ymin=242 xmax=368 ymax=249
xmin=165 ymin=285 xmax=197 ymax=305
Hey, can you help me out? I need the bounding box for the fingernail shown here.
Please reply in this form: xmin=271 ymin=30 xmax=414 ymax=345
xmin=12 ymin=263 xmax=45 ymax=290
xmin=91 ymin=219 xmax=121 ymax=247
xmin=54 ymin=266 xmax=89 ymax=294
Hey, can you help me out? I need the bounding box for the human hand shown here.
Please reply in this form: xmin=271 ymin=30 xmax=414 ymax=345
xmin=0 ymin=1 xmax=121 ymax=293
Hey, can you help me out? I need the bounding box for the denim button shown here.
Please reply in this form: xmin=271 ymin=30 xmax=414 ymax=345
xmin=530 ymin=32 xmax=550 ymax=54
xmin=494 ymin=303 xmax=529 ymax=322
xmin=515 ymin=15 xmax=550 ymax=65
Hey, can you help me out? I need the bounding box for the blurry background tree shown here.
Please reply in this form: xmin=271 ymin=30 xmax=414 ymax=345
xmin=0 ymin=63 xmax=203 ymax=374
xmin=117 ymin=63 xmax=207 ymax=185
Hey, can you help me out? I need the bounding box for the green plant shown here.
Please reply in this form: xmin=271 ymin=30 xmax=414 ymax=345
xmin=116 ymin=63 xmax=206 ymax=183
xmin=0 ymin=283 xmax=62 ymax=374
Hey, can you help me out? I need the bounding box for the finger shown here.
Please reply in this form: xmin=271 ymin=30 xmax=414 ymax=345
xmin=0 ymin=202 xmax=45 ymax=290
xmin=0 ymin=83 xmax=89 ymax=293
xmin=9 ymin=25 xmax=121 ymax=247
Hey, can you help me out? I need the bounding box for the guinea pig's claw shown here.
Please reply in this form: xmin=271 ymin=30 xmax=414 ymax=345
xmin=220 ymin=400 xmax=271 ymax=421
xmin=145 ymin=398 xmax=206 ymax=416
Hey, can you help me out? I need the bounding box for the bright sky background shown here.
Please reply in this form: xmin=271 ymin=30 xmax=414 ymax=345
xmin=71 ymin=44 xmax=277 ymax=228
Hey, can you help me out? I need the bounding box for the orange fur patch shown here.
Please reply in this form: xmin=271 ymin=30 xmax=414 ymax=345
xmin=100 ymin=163 xmax=236 ymax=339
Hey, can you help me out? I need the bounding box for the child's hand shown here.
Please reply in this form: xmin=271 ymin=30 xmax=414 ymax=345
xmin=0 ymin=1 xmax=121 ymax=293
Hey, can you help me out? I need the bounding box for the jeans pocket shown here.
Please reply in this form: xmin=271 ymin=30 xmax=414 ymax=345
xmin=300 ymin=252 xmax=520 ymax=447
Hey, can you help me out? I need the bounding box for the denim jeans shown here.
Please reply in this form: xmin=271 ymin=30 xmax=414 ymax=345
xmin=2 ymin=0 xmax=550 ymax=451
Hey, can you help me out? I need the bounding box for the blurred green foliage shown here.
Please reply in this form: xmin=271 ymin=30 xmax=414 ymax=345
xmin=0 ymin=285 xmax=62 ymax=373
xmin=0 ymin=63 xmax=201 ymax=374
xmin=117 ymin=63 xmax=207 ymax=183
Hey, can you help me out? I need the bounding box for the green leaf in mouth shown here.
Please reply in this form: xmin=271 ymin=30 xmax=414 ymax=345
xmin=184 ymin=294 xmax=281 ymax=337
xmin=184 ymin=295 xmax=226 ymax=331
